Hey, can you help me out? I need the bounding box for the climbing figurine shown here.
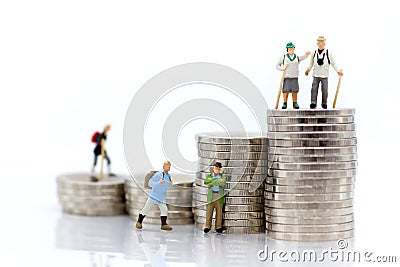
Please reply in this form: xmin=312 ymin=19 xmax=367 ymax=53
xmin=276 ymin=42 xmax=311 ymax=109
xmin=305 ymin=36 xmax=343 ymax=109
xmin=90 ymin=124 xmax=115 ymax=182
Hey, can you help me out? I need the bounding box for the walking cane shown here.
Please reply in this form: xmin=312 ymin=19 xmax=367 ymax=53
xmin=99 ymin=138 xmax=105 ymax=181
xmin=275 ymin=71 xmax=285 ymax=109
xmin=333 ymin=75 xmax=342 ymax=108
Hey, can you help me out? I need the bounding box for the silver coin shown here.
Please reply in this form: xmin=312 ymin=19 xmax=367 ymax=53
xmin=265 ymin=206 xmax=353 ymax=217
xmin=266 ymin=176 xmax=354 ymax=186
xmin=60 ymin=201 xmax=126 ymax=209
xmin=194 ymin=203 xmax=264 ymax=212
xmin=196 ymin=133 xmax=268 ymax=143
xmin=268 ymin=124 xmax=356 ymax=132
xmin=194 ymin=222 xmax=264 ymax=234
xmin=265 ymin=199 xmax=353 ymax=209
xmin=198 ymin=151 xmax=268 ymax=160
xmin=269 ymin=146 xmax=357 ymax=155
xmin=62 ymin=207 xmax=126 ymax=216
xmin=195 ymin=217 xmax=265 ymax=227
xmin=272 ymin=169 xmax=357 ymax=178
xmin=266 ymin=229 xmax=354 ymax=241
xmin=193 ymin=186 xmax=263 ymax=196
xmin=195 ymin=181 xmax=264 ymax=191
xmin=265 ymin=191 xmax=353 ymax=201
xmin=193 ymin=196 xmax=264 ymax=205
xmin=57 ymin=188 xmax=124 ymax=196
xmin=266 ymin=213 xmax=354 ymax=225
xmin=198 ymin=158 xmax=270 ymax=168
xmin=269 ymin=161 xmax=357 ymax=171
xmin=267 ymin=131 xmax=356 ymax=139
xmin=197 ymin=165 xmax=268 ymax=175
xmin=126 ymin=208 xmax=194 ymax=218
xmin=266 ymin=221 xmax=354 ymax=233
xmin=267 ymin=108 xmax=355 ymax=117
xmin=59 ymin=194 xmax=124 ymax=201
xmin=265 ymin=183 xmax=354 ymax=193
xmin=194 ymin=210 xmax=264 ymax=219
xmin=57 ymin=174 xmax=125 ymax=186
xmin=197 ymin=143 xmax=265 ymax=152
xmin=268 ymin=154 xmax=357 ymax=163
xmin=267 ymin=116 xmax=354 ymax=125
xmin=132 ymin=217 xmax=194 ymax=225
xmin=268 ymin=138 xmax=357 ymax=147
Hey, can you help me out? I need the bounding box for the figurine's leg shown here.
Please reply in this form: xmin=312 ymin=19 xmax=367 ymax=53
xmin=103 ymin=151 xmax=116 ymax=176
xmin=292 ymin=93 xmax=299 ymax=109
xmin=205 ymin=202 xmax=215 ymax=231
xmin=310 ymin=77 xmax=320 ymax=108
xmin=215 ymin=203 xmax=223 ymax=231
xmin=321 ymin=78 xmax=329 ymax=109
xmin=159 ymin=203 xmax=172 ymax=230
xmin=282 ymin=93 xmax=289 ymax=109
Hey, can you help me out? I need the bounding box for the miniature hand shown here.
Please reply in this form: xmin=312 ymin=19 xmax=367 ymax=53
xmin=170 ymin=181 xmax=173 ymax=185
xmin=305 ymin=51 xmax=311 ymax=56
xmin=282 ymin=64 xmax=289 ymax=71
xmin=160 ymin=180 xmax=166 ymax=184
xmin=338 ymin=70 xmax=343 ymax=76
xmin=305 ymin=70 xmax=309 ymax=76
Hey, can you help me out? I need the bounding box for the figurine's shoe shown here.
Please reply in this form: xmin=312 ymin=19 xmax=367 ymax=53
xmin=161 ymin=224 xmax=173 ymax=231
xmin=216 ymin=228 xmax=224 ymax=233
xmin=136 ymin=222 xmax=143 ymax=230
xmin=90 ymin=176 xmax=99 ymax=182
xmin=310 ymin=103 xmax=317 ymax=109
xmin=108 ymin=173 xmax=116 ymax=177
xmin=293 ymin=103 xmax=300 ymax=109
xmin=282 ymin=102 xmax=287 ymax=109
xmin=321 ymin=103 xmax=328 ymax=109
xmin=204 ymin=228 xmax=210 ymax=233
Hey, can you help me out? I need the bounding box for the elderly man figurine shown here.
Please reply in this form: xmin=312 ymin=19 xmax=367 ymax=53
xmin=305 ymin=36 xmax=343 ymax=109
xmin=276 ymin=42 xmax=310 ymax=109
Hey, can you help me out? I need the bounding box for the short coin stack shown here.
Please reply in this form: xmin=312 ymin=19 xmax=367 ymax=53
xmin=266 ymin=109 xmax=357 ymax=241
xmin=124 ymin=175 xmax=194 ymax=225
xmin=194 ymin=133 xmax=268 ymax=234
xmin=57 ymin=174 xmax=126 ymax=216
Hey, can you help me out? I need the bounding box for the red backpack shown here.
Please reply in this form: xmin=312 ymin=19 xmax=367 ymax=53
xmin=91 ymin=132 xmax=100 ymax=143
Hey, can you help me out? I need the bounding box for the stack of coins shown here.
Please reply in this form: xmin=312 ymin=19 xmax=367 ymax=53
xmin=194 ymin=133 xmax=268 ymax=234
xmin=266 ymin=109 xmax=357 ymax=241
xmin=57 ymin=174 xmax=126 ymax=216
xmin=124 ymin=174 xmax=194 ymax=225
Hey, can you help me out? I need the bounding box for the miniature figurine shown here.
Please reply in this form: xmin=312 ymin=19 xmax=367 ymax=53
xmin=276 ymin=42 xmax=311 ymax=109
xmin=204 ymin=162 xmax=226 ymax=234
xmin=136 ymin=161 xmax=173 ymax=231
xmin=305 ymin=36 xmax=343 ymax=109
xmin=90 ymin=124 xmax=115 ymax=181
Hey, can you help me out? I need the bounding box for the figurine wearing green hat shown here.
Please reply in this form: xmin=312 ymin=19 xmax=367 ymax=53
xmin=305 ymin=36 xmax=343 ymax=109
xmin=276 ymin=42 xmax=310 ymax=109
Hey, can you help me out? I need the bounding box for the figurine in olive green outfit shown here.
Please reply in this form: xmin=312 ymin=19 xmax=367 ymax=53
xmin=203 ymin=162 xmax=226 ymax=234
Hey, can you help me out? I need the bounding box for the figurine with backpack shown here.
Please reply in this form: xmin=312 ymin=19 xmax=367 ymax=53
xmin=136 ymin=161 xmax=174 ymax=231
xmin=90 ymin=124 xmax=115 ymax=182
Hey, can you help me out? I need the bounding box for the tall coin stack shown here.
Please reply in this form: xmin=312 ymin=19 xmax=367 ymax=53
xmin=266 ymin=109 xmax=357 ymax=241
xmin=194 ymin=133 xmax=268 ymax=234
xmin=124 ymin=175 xmax=194 ymax=225
xmin=57 ymin=174 xmax=126 ymax=216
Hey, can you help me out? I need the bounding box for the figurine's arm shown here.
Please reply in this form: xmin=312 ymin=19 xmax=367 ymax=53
xmin=328 ymin=50 xmax=343 ymax=75
xmin=299 ymin=51 xmax=311 ymax=62
xmin=306 ymin=52 xmax=314 ymax=72
xmin=213 ymin=174 xmax=226 ymax=187
xmin=276 ymin=55 xmax=286 ymax=71
xmin=204 ymin=175 xmax=214 ymax=186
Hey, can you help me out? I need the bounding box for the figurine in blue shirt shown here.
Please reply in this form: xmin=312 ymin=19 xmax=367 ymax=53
xmin=136 ymin=161 xmax=173 ymax=231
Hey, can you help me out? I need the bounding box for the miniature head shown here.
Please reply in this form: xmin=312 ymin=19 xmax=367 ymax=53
xmin=213 ymin=162 xmax=222 ymax=175
xmin=317 ymin=36 xmax=326 ymax=50
xmin=286 ymin=42 xmax=295 ymax=55
xmin=104 ymin=124 xmax=111 ymax=133
xmin=163 ymin=160 xmax=171 ymax=172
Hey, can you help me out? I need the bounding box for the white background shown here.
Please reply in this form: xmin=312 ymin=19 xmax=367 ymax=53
xmin=0 ymin=0 xmax=399 ymax=266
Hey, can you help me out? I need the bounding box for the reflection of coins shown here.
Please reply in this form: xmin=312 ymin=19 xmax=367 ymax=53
xmin=124 ymin=175 xmax=195 ymax=224
xmin=266 ymin=109 xmax=357 ymax=241
xmin=197 ymin=143 xmax=265 ymax=152
xmin=56 ymin=174 xmax=126 ymax=216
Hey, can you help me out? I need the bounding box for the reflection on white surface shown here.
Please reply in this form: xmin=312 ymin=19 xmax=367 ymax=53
xmin=54 ymin=214 xmax=361 ymax=266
